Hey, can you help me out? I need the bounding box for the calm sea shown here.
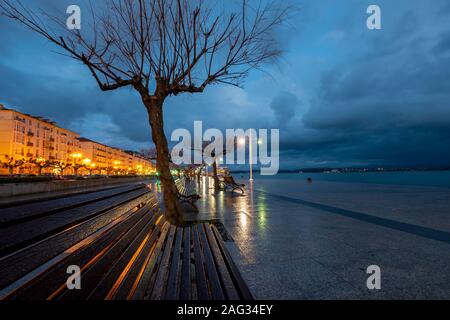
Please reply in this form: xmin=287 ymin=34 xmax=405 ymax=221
xmin=235 ymin=171 xmax=450 ymax=188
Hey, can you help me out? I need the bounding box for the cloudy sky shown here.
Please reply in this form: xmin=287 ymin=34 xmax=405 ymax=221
xmin=1 ymin=0 xmax=450 ymax=169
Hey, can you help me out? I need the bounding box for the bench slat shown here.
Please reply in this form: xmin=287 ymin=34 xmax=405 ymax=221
xmin=0 ymin=195 xmax=155 ymax=292
xmin=198 ymin=224 xmax=224 ymax=300
xmin=56 ymin=206 xmax=157 ymax=300
xmin=4 ymin=203 xmax=155 ymax=300
xmin=204 ymin=224 xmax=240 ymax=300
xmin=131 ymin=219 xmax=170 ymax=300
xmin=113 ymin=214 xmax=166 ymax=300
xmin=211 ymin=225 xmax=253 ymax=300
xmin=0 ymin=188 xmax=149 ymax=256
xmin=179 ymin=227 xmax=192 ymax=300
xmin=165 ymin=227 xmax=183 ymax=300
xmin=192 ymin=224 xmax=209 ymax=300
xmin=149 ymin=225 xmax=176 ymax=300
xmin=0 ymin=185 xmax=144 ymax=226
xmin=87 ymin=212 xmax=162 ymax=300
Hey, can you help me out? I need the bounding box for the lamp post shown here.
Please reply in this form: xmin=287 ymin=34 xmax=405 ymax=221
xmin=238 ymin=136 xmax=255 ymax=182
xmin=249 ymin=131 xmax=254 ymax=182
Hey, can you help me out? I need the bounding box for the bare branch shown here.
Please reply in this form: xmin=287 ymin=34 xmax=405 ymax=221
xmin=0 ymin=0 xmax=290 ymax=98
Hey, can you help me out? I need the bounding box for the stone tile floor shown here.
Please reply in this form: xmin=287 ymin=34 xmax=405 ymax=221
xmin=182 ymin=177 xmax=450 ymax=299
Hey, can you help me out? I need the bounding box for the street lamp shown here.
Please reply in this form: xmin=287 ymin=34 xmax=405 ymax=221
xmin=238 ymin=135 xmax=254 ymax=182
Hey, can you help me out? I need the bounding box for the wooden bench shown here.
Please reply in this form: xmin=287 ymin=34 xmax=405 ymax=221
xmin=175 ymin=178 xmax=201 ymax=210
xmin=0 ymin=187 xmax=252 ymax=300
xmin=220 ymin=176 xmax=246 ymax=194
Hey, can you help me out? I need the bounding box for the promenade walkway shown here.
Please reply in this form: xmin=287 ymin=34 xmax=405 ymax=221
xmin=184 ymin=177 xmax=450 ymax=299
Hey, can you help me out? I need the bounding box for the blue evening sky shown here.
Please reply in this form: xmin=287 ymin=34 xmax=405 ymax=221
xmin=1 ymin=0 xmax=450 ymax=169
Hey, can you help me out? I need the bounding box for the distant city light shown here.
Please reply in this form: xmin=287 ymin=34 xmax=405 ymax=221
xmin=70 ymin=153 xmax=82 ymax=159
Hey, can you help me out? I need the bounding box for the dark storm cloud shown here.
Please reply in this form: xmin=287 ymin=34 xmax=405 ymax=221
xmin=270 ymin=92 xmax=299 ymax=126
xmin=433 ymin=33 xmax=450 ymax=56
xmin=292 ymin=4 xmax=450 ymax=167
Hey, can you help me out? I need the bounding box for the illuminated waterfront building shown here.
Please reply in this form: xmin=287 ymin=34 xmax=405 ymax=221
xmin=0 ymin=104 xmax=154 ymax=175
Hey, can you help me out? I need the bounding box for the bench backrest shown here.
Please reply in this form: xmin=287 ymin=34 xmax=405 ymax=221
xmin=223 ymin=176 xmax=235 ymax=184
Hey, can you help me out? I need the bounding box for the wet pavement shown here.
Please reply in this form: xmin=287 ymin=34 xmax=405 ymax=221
xmin=184 ymin=177 xmax=450 ymax=299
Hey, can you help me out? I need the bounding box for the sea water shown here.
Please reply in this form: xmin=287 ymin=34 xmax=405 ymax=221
xmin=235 ymin=171 xmax=450 ymax=188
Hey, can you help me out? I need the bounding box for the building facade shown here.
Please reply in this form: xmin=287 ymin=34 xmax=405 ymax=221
xmin=78 ymin=138 xmax=155 ymax=175
xmin=0 ymin=104 xmax=154 ymax=175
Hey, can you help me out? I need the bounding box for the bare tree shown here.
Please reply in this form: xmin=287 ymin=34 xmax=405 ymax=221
xmin=30 ymin=158 xmax=54 ymax=176
xmin=0 ymin=0 xmax=289 ymax=225
xmin=72 ymin=163 xmax=87 ymax=176
xmin=53 ymin=161 xmax=72 ymax=176
xmin=1 ymin=156 xmax=25 ymax=175
xmin=139 ymin=147 xmax=157 ymax=161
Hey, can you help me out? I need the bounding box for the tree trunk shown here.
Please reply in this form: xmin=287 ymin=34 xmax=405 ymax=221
xmin=142 ymin=94 xmax=183 ymax=225
xmin=212 ymin=161 xmax=221 ymax=192
xmin=8 ymin=166 xmax=13 ymax=175
xmin=197 ymin=166 xmax=202 ymax=182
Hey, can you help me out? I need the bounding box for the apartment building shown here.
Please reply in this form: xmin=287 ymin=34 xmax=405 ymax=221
xmin=0 ymin=104 xmax=154 ymax=175
xmin=0 ymin=104 xmax=82 ymax=174
xmin=78 ymin=138 xmax=155 ymax=175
